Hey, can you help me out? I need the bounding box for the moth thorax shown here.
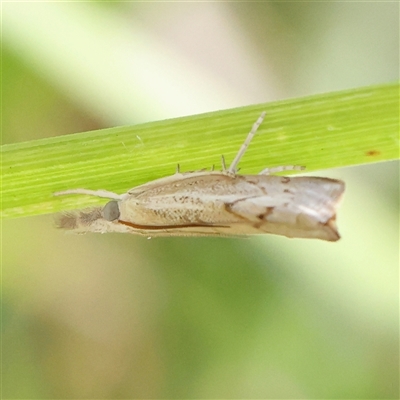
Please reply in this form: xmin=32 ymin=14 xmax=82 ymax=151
xmin=103 ymin=200 xmax=120 ymax=221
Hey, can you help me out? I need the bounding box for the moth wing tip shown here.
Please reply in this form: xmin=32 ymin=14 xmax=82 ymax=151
xmin=324 ymin=216 xmax=341 ymax=241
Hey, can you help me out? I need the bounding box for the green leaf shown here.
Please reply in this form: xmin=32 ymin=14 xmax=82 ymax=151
xmin=1 ymin=82 xmax=399 ymax=219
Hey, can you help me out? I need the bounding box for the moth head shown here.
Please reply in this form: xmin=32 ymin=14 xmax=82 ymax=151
xmin=102 ymin=200 xmax=121 ymax=221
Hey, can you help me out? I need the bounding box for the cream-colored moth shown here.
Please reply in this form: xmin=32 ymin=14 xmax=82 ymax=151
xmin=54 ymin=112 xmax=344 ymax=241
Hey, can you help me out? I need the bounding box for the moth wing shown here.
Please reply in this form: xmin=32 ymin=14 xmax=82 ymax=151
xmin=226 ymin=177 xmax=344 ymax=241
xmin=126 ymin=171 xmax=221 ymax=196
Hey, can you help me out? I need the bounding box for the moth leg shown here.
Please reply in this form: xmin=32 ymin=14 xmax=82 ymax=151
xmin=180 ymin=167 xmax=208 ymax=175
xmin=54 ymin=188 xmax=123 ymax=200
xmin=221 ymin=155 xmax=227 ymax=171
xmin=176 ymin=164 xmax=207 ymax=174
xmin=258 ymin=165 xmax=305 ymax=175
xmin=227 ymin=111 xmax=266 ymax=174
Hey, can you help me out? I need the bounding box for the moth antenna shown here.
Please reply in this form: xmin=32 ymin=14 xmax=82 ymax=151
xmin=259 ymin=165 xmax=305 ymax=175
xmin=228 ymin=111 xmax=266 ymax=174
xmin=54 ymin=188 xmax=122 ymax=200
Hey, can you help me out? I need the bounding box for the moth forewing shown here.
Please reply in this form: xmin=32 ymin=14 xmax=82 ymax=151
xmin=223 ymin=175 xmax=344 ymax=241
xmin=54 ymin=112 xmax=345 ymax=241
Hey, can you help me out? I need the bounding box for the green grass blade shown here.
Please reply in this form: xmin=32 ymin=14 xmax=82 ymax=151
xmin=1 ymin=82 xmax=399 ymax=219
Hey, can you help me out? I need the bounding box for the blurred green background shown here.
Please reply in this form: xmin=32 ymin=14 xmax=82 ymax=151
xmin=2 ymin=2 xmax=399 ymax=399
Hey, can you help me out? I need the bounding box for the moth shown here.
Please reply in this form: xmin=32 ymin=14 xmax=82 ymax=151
xmin=54 ymin=112 xmax=345 ymax=241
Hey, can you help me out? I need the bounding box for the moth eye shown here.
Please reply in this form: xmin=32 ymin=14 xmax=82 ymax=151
xmin=103 ymin=200 xmax=120 ymax=221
